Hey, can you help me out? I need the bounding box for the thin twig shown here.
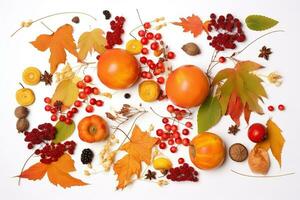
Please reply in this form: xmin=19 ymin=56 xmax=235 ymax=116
xmin=40 ymin=21 xmax=54 ymax=33
xmin=231 ymin=169 xmax=295 ymax=178
xmin=17 ymin=152 xmax=36 ymax=186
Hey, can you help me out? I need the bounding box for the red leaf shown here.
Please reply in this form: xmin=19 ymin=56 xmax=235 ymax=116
xmin=226 ymin=92 xmax=244 ymax=125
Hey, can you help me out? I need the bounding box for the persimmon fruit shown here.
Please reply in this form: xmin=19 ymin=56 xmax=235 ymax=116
xmin=166 ymin=65 xmax=210 ymax=108
xmin=78 ymin=115 xmax=109 ymax=143
xmin=189 ymin=132 xmax=225 ymax=170
xmin=97 ymin=49 xmax=140 ymax=90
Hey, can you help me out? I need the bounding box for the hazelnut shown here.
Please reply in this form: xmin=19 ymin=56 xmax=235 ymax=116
xmin=181 ymin=42 xmax=201 ymax=56
xmin=14 ymin=106 xmax=29 ymax=119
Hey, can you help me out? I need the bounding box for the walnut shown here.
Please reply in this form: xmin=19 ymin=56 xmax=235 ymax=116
xmin=14 ymin=106 xmax=29 ymax=119
xmin=229 ymin=143 xmax=248 ymax=162
xmin=16 ymin=118 xmax=29 ymax=133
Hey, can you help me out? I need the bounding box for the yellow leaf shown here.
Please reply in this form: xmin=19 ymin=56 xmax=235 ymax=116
xmin=31 ymin=24 xmax=78 ymax=74
xmin=78 ymin=28 xmax=107 ymax=60
xmin=51 ymin=78 xmax=79 ymax=111
xmin=255 ymin=119 xmax=285 ymax=167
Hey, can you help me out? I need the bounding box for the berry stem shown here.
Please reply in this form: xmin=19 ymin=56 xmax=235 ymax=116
xmin=18 ymin=152 xmax=36 ymax=186
xmin=231 ymin=169 xmax=295 ymax=178
xmin=19 ymin=82 xmax=25 ymax=88
xmin=11 ymin=11 xmax=97 ymax=37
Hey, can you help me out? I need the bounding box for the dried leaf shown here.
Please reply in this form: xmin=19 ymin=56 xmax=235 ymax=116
xmin=78 ymin=28 xmax=107 ymax=60
xmin=172 ymin=14 xmax=203 ymax=37
xmin=197 ymin=96 xmax=222 ymax=132
xmin=53 ymin=121 xmax=76 ymax=143
xmin=246 ymin=15 xmax=278 ymax=31
xmin=113 ymin=125 xmax=158 ymax=189
xmin=51 ymin=78 xmax=79 ymax=111
xmin=19 ymin=154 xmax=87 ymax=188
xmin=31 ymin=24 xmax=78 ymax=74
xmin=255 ymin=119 xmax=285 ymax=167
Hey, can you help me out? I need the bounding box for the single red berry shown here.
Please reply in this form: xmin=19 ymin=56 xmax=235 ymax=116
xmin=268 ymin=105 xmax=275 ymax=111
xmin=161 ymin=133 xmax=169 ymax=140
xmin=74 ymin=100 xmax=82 ymax=107
xmin=156 ymin=129 xmax=163 ymax=136
xmin=92 ymin=87 xmax=100 ymax=95
xmin=76 ymin=81 xmax=85 ymax=89
xmin=171 ymin=125 xmax=178 ymax=132
xmin=182 ymin=138 xmax=190 ymax=146
xmin=44 ymin=105 xmax=51 ymax=111
xmin=178 ymin=158 xmax=185 ymax=164
xmin=59 ymin=115 xmax=66 ymax=122
xmin=248 ymin=123 xmax=267 ymax=143
xmin=173 ymin=132 xmax=180 ymax=139
xmin=44 ymin=97 xmax=51 ymax=104
xmin=159 ymin=142 xmax=167 ymax=149
xmin=83 ymin=75 xmax=92 ymax=83
xmin=140 ymin=56 xmax=147 ymax=64
xmin=51 ymin=114 xmax=58 ymax=121
xmin=167 ymin=51 xmax=175 ymax=59
xmin=67 ymin=111 xmax=73 ymax=118
xmin=167 ymin=105 xmax=175 ymax=113
xmin=90 ymin=98 xmax=97 ymax=105
xmin=27 ymin=143 xmax=34 ymax=149
xmin=164 ymin=124 xmax=171 ymax=131
xmin=185 ymin=121 xmax=192 ymax=128
xmin=50 ymin=108 xmax=57 ymax=114
xmin=138 ymin=30 xmax=146 ymax=37
xmin=86 ymin=105 xmax=94 ymax=113
xmin=65 ymin=118 xmax=72 ymax=125
xmin=219 ymin=56 xmax=226 ymax=63
xmin=150 ymin=42 xmax=159 ymax=50
xmin=71 ymin=107 xmax=78 ymax=113
xmin=79 ymin=91 xmax=87 ymax=99
xmin=140 ymin=37 xmax=149 ymax=45
xmin=170 ymin=146 xmax=177 ymax=153
xmin=182 ymin=129 xmax=189 ymax=135
xmin=157 ymin=76 xmax=165 ymax=84
xmin=141 ymin=71 xmax=147 ymax=78
xmin=278 ymin=104 xmax=285 ymax=111
xmin=143 ymin=22 xmax=151 ymax=29
xmin=154 ymin=33 xmax=162 ymax=40
xmin=141 ymin=47 xmax=149 ymax=55
xmin=146 ymin=32 xmax=154 ymax=40
xmin=175 ymin=114 xmax=183 ymax=120
xmin=96 ymin=100 xmax=104 ymax=107
xmin=162 ymin=117 xmax=169 ymax=124
xmin=83 ymin=86 xmax=92 ymax=95
xmin=168 ymin=139 xmax=175 ymax=145
xmin=175 ymin=138 xmax=182 ymax=144
xmin=96 ymin=55 xmax=100 ymax=60
xmin=146 ymin=72 xmax=152 ymax=79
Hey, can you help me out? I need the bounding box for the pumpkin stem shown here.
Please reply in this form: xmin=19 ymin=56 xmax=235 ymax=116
xmin=89 ymin=126 xmax=97 ymax=135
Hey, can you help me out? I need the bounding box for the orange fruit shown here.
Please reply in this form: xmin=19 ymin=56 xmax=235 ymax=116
xmin=138 ymin=80 xmax=160 ymax=102
xmin=166 ymin=65 xmax=210 ymax=108
xmin=97 ymin=49 xmax=140 ymax=89
xmin=189 ymin=132 xmax=225 ymax=170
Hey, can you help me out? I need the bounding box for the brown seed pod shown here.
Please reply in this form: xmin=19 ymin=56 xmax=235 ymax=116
xmin=181 ymin=42 xmax=201 ymax=56
xmin=16 ymin=118 xmax=29 ymax=133
xmin=14 ymin=106 xmax=29 ymax=119
xmin=248 ymin=147 xmax=270 ymax=175
xmin=72 ymin=16 xmax=80 ymax=24
xmin=229 ymin=143 xmax=248 ymax=162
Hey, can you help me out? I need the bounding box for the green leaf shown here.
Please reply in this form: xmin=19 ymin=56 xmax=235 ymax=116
xmin=197 ymin=96 xmax=222 ymax=132
xmin=246 ymin=15 xmax=278 ymax=31
xmin=53 ymin=121 xmax=75 ymax=143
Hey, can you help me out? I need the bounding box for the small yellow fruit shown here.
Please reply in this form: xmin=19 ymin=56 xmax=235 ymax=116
xmin=16 ymin=88 xmax=35 ymax=106
xmin=22 ymin=67 xmax=41 ymax=85
xmin=126 ymin=39 xmax=143 ymax=55
xmin=153 ymin=157 xmax=172 ymax=171
xmin=138 ymin=80 xmax=160 ymax=102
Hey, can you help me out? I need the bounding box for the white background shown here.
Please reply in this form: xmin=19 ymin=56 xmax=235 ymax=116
xmin=0 ymin=0 xmax=300 ymax=199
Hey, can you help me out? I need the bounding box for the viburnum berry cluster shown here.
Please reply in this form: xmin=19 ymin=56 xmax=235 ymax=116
xmin=105 ymin=16 xmax=126 ymax=49
xmin=76 ymin=75 xmax=104 ymax=113
xmin=167 ymin=163 xmax=199 ymax=182
xmin=35 ymin=141 xmax=76 ymax=164
xmin=155 ymin=104 xmax=193 ymax=153
xmin=207 ymin=13 xmax=246 ymax=51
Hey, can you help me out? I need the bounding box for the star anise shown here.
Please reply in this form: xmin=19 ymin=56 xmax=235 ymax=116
xmin=40 ymin=71 xmax=53 ymax=85
xmin=228 ymin=125 xmax=240 ymax=135
xmin=53 ymin=100 xmax=63 ymax=112
xmin=258 ymin=46 xmax=272 ymax=60
xmin=145 ymin=170 xmax=156 ymax=180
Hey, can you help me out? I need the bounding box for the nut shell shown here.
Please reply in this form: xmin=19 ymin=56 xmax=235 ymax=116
xmin=16 ymin=118 xmax=29 ymax=133
xmin=181 ymin=42 xmax=201 ymax=56
xmin=14 ymin=106 xmax=29 ymax=119
xmin=229 ymin=143 xmax=248 ymax=162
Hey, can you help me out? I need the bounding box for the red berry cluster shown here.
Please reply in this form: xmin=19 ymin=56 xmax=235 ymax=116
xmin=138 ymin=22 xmax=175 ymax=85
xmin=24 ymin=123 xmax=56 ymax=149
xmin=167 ymin=163 xmax=199 ymax=182
xmin=35 ymin=141 xmax=76 ymax=164
xmin=207 ymin=13 xmax=246 ymax=51
xmin=106 ymin=16 xmax=125 ymax=49
xmin=156 ymin=105 xmax=193 ymax=153
xmin=76 ymin=75 xmax=104 ymax=113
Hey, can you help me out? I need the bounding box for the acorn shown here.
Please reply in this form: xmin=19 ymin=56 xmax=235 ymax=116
xmin=16 ymin=118 xmax=29 ymax=133
xmin=14 ymin=106 xmax=29 ymax=119
xmin=181 ymin=42 xmax=201 ymax=56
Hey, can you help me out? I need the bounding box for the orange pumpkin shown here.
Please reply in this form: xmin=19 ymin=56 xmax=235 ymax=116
xmin=78 ymin=115 xmax=109 ymax=143
xmin=97 ymin=48 xmax=140 ymax=90
xmin=166 ymin=65 xmax=210 ymax=108
xmin=189 ymin=132 xmax=225 ymax=170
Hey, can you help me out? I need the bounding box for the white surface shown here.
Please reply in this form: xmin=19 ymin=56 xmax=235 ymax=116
xmin=0 ymin=0 xmax=299 ymax=199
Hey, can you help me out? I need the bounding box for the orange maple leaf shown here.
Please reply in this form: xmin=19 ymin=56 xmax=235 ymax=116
xmin=19 ymin=154 xmax=87 ymax=188
xmin=31 ymin=24 xmax=78 ymax=74
xmin=113 ymin=125 xmax=158 ymax=190
xmin=172 ymin=14 xmax=204 ymax=37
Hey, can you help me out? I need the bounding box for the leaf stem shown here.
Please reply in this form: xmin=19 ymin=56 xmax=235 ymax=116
xmin=11 ymin=11 xmax=97 ymax=37
xmin=18 ymin=152 xmax=36 ymax=186
xmin=40 ymin=21 xmax=54 ymax=33
xmin=231 ymin=169 xmax=295 ymax=178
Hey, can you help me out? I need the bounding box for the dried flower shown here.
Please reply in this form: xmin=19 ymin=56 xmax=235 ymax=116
xmin=228 ymin=125 xmax=240 ymax=135
xmin=157 ymin=180 xmax=168 ymax=187
xmin=145 ymin=170 xmax=157 ymax=180
xmin=21 ymin=20 xmax=33 ymax=28
xmin=155 ymin=17 xmax=165 ymax=22
xmin=84 ymin=170 xmax=91 ymax=176
xmin=99 ymin=135 xmax=119 ymax=171
xmin=259 ymin=46 xmax=272 ymax=60
xmin=155 ymin=23 xmax=167 ymax=30
xmin=267 ymin=72 xmax=283 ymax=86
xmin=101 ymin=92 xmax=112 ymax=98
xmin=147 ymin=124 xmax=154 ymax=132
xmin=40 ymin=71 xmax=53 ymax=85
xmin=55 ymin=63 xmax=74 ymax=83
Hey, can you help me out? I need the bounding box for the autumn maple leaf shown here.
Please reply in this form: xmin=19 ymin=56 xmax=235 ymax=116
xmin=213 ymin=61 xmax=267 ymax=125
xmin=19 ymin=154 xmax=87 ymax=188
xmin=78 ymin=28 xmax=107 ymax=60
xmin=31 ymin=24 xmax=78 ymax=74
xmin=172 ymin=14 xmax=204 ymax=37
xmin=113 ymin=125 xmax=158 ymax=190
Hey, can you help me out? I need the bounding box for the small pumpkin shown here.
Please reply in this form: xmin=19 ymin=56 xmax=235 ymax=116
xmin=78 ymin=115 xmax=109 ymax=143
